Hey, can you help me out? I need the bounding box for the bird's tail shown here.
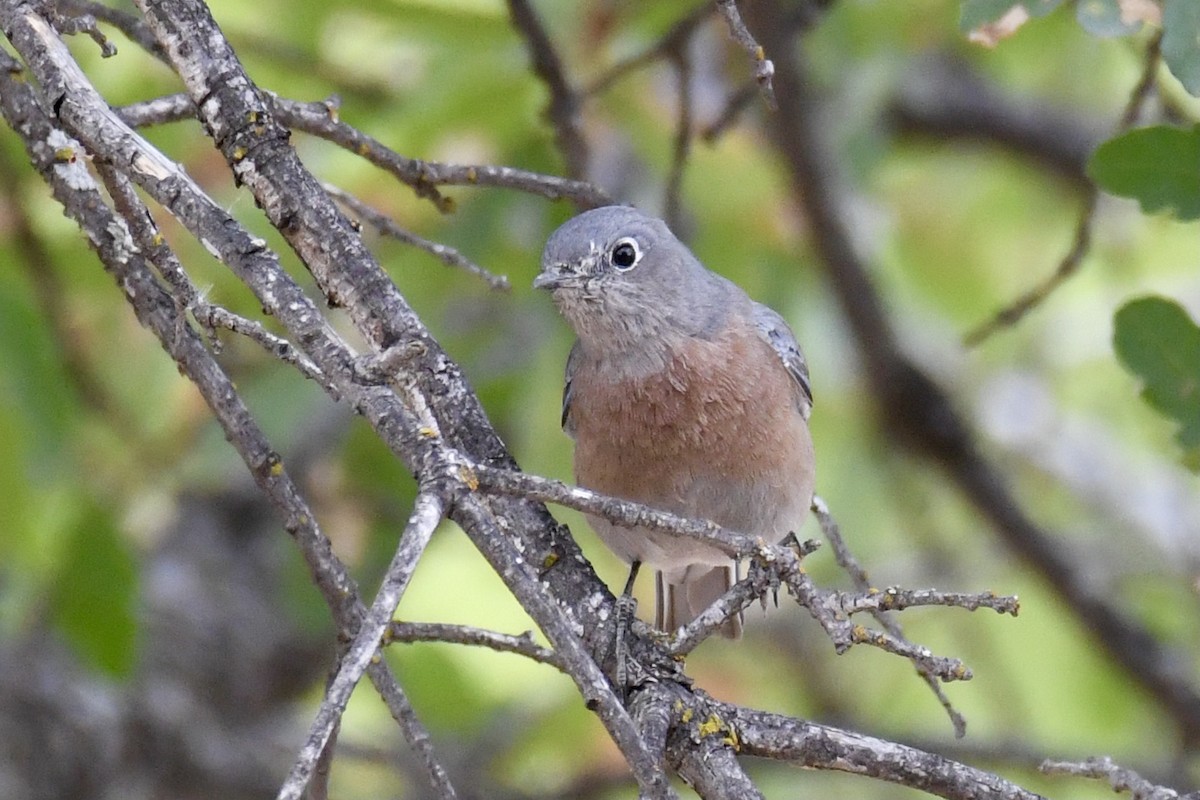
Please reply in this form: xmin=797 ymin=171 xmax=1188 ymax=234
xmin=656 ymin=565 xmax=741 ymax=639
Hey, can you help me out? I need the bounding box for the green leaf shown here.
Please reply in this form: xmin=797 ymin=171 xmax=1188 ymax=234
xmin=1163 ymin=0 xmax=1200 ymax=96
xmin=1113 ymin=297 xmax=1200 ymax=471
xmin=960 ymin=0 xmax=1064 ymax=33
xmin=1088 ymin=126 xmax=1200 ymax=220
xmin=1076 ymin=0 xmax=1141 ymax=37
xmin=51 ymin=505 xmax=139 ymax=676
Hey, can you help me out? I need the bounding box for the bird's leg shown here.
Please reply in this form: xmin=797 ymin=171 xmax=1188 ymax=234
xmin=614 ymin=560 xmax=641 ymax=691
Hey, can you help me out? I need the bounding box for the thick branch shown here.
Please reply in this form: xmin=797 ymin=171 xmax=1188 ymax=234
xmin=0 ymin=43 xmax=460 ymax=796
xmin=727 ymin=705 xmax=1046 ymax=800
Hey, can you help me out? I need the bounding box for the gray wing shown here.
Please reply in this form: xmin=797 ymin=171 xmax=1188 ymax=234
xmin=751 ymin=303 xmax=813 ymax=419
xmin=560 ymin=340 xmax=581 ymax=436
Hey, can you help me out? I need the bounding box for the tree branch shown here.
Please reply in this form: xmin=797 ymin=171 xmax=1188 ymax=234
xmin=962 ymin=30 xmax=1163 ymax=346
xmin=0 ymin=42 xmax=461 ymax=797
xmin=506 ymin=0 xmax=589 ymax=180
xmin=1040 ymin=756 xmax=1199 ymax=800
xmin=727 ymin=705 xmax=1046 ymax=800
xmin=714 ymin=0 xmax=776 ymax=110
xmin=385 ymin=622 xmax=562 ymax=670
xmin=277 ymin=492 xmax=446 ymax=800
xmin=323 ymin=184 xmax=510 ymax=291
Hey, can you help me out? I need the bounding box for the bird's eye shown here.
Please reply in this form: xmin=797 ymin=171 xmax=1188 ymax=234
xmin=610 ymin=238 xmax=641 ymax=271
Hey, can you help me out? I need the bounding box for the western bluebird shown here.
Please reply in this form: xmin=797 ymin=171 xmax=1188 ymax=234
xmin=534 ymin=206 xmax=815 ymax=638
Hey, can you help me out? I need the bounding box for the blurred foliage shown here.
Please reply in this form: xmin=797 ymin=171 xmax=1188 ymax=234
xmin=1163 ymin=0 xmax=1200 ymax=94
xmin=1113 ymin=297 xmax=1200 ymax=471
xmin=1090 ymin=125 xmax=1200 ymax=220
xmin=1 ymin=0 xmax=1200 ymax=798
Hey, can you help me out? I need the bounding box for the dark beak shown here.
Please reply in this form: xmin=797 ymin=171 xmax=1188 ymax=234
xmin=532 ymin=263 xmax=578 ymax=291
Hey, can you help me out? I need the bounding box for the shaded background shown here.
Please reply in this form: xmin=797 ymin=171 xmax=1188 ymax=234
xmin=1 ymin=0 xmax=1198 ymax=797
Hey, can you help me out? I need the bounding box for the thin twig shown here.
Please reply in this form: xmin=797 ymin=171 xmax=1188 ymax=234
xmin=385 ymin=622 xmax=562 ymax=670
xmin=664 ymin=44 xmax=693 ymax=232
xmin=1040 ymin=756 xmax=1196 ymax=800
xmin=814 ymin=496 xmax=970 ymax=736
xmin=701 ymin=80 xmax=758 ymax=142
xmin=324 ymin=184 xmax=510 ymax=291
xmin=715 ymin=0 xmax=777 ymax=110
xmin=58 ymin=0 xmax=166 ymax=60
xmin=272 ymin=95 xmax=610 ymax=210
xmin=114 ymin=92 xmax=194 ymax=126
xmin=113 ymin=91 xmax=611 ymax=209
xmin=782 ymin=553 xmax=975 ymax=681
xmin=583 ymin=4 xmax=715 ymax=97
xmin=827 ymin=586 xmax=1019 ymax=617
xmin=963 ymin=30 xmax=1163 ymax=346
xmin=44 ymin=0 xmax=115 ymax=57
xmin=472 ymin=464 xmax=758 ymax=559
xmin=199 ymin=306 xmax=331 ymax=389
xmin=278 ymin=492 xmax=447 ymax=800
xmin=667 ymin=539 xmax=822 ymax=656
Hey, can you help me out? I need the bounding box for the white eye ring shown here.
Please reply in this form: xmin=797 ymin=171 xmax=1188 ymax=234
xmin=610 ymin=237 xmax=642 ymax=271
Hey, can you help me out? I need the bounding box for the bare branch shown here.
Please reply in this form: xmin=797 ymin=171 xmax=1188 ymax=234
xmin=583 ymin=4 xmax=714 ymax=97
xmin=472 ymin=464 xmax=758 ymax=558
xmin=633 ymin=682 xmax=763 ymax=799
xmin=118 ymin=1 xmax=674 ymax=789
xmin=385 ymin=622 xmax=562 ymax=670
xmin=667 ymin=539 xmax=823 ymax=656
xmin=963 ymin=30 xmax=1163 ymax=346
xmin=198 ymin=306 xmax=331 ymax=389
xmin=278 ymin=492 xmax=447 ymax=800
xmin=43 ymin=0 xmax=115 ymax=57
xmin=273 ymin=95 xmax=610 ymax=209
xmin=2 ymin=63 xmax=458 ymax=800
xmin=715 ymin=0 xmax=776 ymax=110
xmin=1041 ymin=756 xmax=1198 ymax=800
xmin=324 ymin=184 xmax=510 ymax=291
xmin=827 ymin=586 xmax=1019 ymax=617
xmin=782 ymin=562 xmax=975 ymax=681
xmin=1 ymin=10 xmax=469 ymax=795
xmin=727 ymin=706 xmax=1047 ymax=800
xmin=112 ymin=90 xmax=611 ymax=209
xmin=59 ymin=0 xmax=165 ymax=60
xmin=477 ymin=466 xmax=1010 ymax=675
xmin=664 ymin=45 xmax=693 ymax=231
xmin=814 ymin=496 xmax=970 ymax=736
xmin=114 ymin=91 xmax=194 ymax=126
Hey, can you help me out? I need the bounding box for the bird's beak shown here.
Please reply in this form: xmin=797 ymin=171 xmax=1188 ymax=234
xmin=532 ymin=263 xmax=578 ymax=291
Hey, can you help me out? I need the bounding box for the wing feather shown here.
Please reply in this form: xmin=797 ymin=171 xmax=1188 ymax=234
xmin=561 ymin=340 xmax=581 ymax=435
xmin=751 ymin=303 xmax=813 ymax=419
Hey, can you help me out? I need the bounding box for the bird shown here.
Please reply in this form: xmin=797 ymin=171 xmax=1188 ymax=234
xmin=534 ymin=205 xmax=815 ymax=638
